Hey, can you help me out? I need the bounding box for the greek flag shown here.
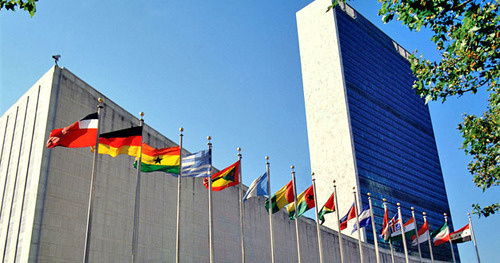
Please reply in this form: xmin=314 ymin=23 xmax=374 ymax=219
xmin=181 ymin=150 xmax=212 ymax=177
xmin=242 ymin=172 xmax=268 ymax=202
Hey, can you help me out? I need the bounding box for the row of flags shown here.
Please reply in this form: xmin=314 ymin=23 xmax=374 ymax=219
xmin=47 ymin=112 xmax=480 ymax=263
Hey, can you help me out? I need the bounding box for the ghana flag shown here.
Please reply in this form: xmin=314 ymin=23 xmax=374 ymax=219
xmin=265 ymin=180 xmax=294 ymax=214
xmin=134 ymin=143 xmax=180 ymax=174
xmin=287 ymin=185 xmax=315 ymax=220
xmin=97 ymin=126 xmax=142 ymax=157
xmin=318 ymin=192 xmax=336 ymax=224
xmin=203 ymin=160 xmax=240 ymax=191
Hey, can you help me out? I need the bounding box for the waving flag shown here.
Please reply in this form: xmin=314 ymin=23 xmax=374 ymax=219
xmin=412 ymin=220 xmax=430 ymax=246
xmin=134 ymin=143 xmax=180 ymax=174
xmin=450 ymin=223 xmax=471 ymax=244
xmin=242 ymin=172 xmax=268 ymax=202
xmin=97 ymin=126 xmax=142 ymax=157
xmin=340 ymin=204 xmax=356 ymax=230
xmin=318 ymin=192 xmax=335 ymax=225
xmin=381 ymin=205 xmax=391 ymax=241
xmin=181 ymin=150 xmax=211 ymax=177
xmin=352 ymin=206 xmax=371 ymax=233
xmin=46 ymin=112 xmax=98 ymax=148
xmin=432 ymin=222 xmax=450 ymax=246
xmin=265 ymin=180 xmax=294 ymax=214
xmin=287 ymin=185 xmax=315 ymax=220
xmin=203 ymin=160 xmax=240 ymax=191
xmin=391 ymin=217 xmax=416 ymax=240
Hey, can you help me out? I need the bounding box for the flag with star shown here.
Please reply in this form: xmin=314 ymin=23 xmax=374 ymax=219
xmin=287 ymin=185 xmax=315 ymax=220
xmin=134 ymin=143 xmax=180 ymax=174
xmin=203 ymin=160 xmax=240 ymax=191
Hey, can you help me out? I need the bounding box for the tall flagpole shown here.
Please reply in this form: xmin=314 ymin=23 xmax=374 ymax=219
xmin=468 ymin=213 xmax=481 ymax=263
xmin=423 ymin=212 xmax=434 ymax=263
xmin=333 ymin=180 xmax=345 ymax=263
xmin=207 ymin=136 xmax=215 ymax=263
xmin=83 ymin=98 xmax=103 ymax=263
xmin=132 ymin=112 xmax=145 ymax=263
xmin=367 ymin=193 xmax=380 ymax=263
xmin=411 ymin=207 xmax=422 ymax=262
xmin=175 ymin=127 xmax=184 ymax=263
xmin=291 ymin=166 xmax=301 ymax=263
xmin=353 ymin=187 xmax=364 ymax=263
xmin=383 ymin=199 xmax=395 ymax=263
xmin=311 ymin=173 xmax=324 ymax=263
xmin=444 ymin=213 xmax=456 ymax=263
xmin=265 ymin=156 xmax=275 ymax=263
xmin=397 ymin=203 xmax=409 ymax=263
xmin=237 ymin=147 xmax=246 ymax=263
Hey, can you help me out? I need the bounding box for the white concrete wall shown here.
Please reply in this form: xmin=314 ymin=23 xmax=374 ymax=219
xmin=0 ymin=67 xmax=56 ymax=263
xmin=296 ymin=0 xmax=362 ymax=238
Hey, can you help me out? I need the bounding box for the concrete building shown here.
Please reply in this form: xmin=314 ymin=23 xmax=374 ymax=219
xmin=297 ymin=0 xmax=458 ymax=261
xmin=0 ymin=66 xmax=439 ymax=262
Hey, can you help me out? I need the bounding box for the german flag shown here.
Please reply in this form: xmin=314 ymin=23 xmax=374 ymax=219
xmin=203 ymin=160 xmax=240 ymax=191
xmin=134 ymin=143 xmax=180 ymax=174
xmin=97 ymin=126 xmax=142 ymax=157
xmin=318 ymin=192 xmax=336 ymax=224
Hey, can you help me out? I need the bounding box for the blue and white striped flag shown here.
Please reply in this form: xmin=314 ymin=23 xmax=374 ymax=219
xmin=352 ymin=206 xmax=371 ymax=233
xmin=242 ymin=172 xmax=268 ymax=202
xmin=181 ymin=150 xmax=212 ymax=177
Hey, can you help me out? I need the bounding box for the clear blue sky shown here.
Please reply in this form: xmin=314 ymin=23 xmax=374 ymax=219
xmin=1 ymin=0 xmax=498 ymax=261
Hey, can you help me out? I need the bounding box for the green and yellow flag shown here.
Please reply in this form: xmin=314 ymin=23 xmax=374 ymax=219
xmin=134 ymin=143 xmax=180 ymax=174
xmin=265 ymin=180 xmax=294 ymax=214
xmin=287 ymin=185 xmax=315 ymax=220
xmin=318 ymin=192 xmax=336 ymax=224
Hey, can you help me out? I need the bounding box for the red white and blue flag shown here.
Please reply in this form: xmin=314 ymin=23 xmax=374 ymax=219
xmin=340 ymin=203 xmax=356 ymax=230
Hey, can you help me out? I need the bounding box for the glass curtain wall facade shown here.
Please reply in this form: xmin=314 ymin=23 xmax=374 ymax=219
xmin=334 ymin=6 xmax=458 ymax=261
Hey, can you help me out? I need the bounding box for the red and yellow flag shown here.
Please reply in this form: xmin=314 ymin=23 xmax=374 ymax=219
xmin=203 ymin=160 xmax=240 ymax=191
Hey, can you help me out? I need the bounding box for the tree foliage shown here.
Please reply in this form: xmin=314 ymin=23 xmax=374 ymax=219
xmin=376 ymin=0 xmax=500 ymax=218
xmin=331 ymin=0 xmax=499 ymax=217
xmin=0 ymin=0 xmax=37 ymax=17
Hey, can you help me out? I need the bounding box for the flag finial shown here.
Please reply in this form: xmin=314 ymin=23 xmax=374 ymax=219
xmin=423 ymin=212 xmax=426 ymax=216
xmin=139 ymin=112 xmax=144 ymax=117
xmin=397 ymin=202 xmax=401 ymax=206
xmin=179 ymin=127 xmax=184 ymax=132
xmin=411 ymin=207 xmax=415 ymax=211
xmin=98 ymin=97 xmax=103 ymax=103
xmin=265 ymin=156 xmax=269 ymax=160
xmin=382 ymin=198 xmax=386 ymax=202
xmin=467 ymin=212 xmax=470 ymax=216
xmin=311 ymin=172 xmax=315 ymax=181
xmin=291 ymin=165 xmax=295 ymax=170
xmin=367 ymin=192 xmax=371 ymax=197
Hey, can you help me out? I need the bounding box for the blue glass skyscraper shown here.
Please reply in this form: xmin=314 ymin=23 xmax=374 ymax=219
xmin=297 ymin=0 xmax=458 ymax=261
